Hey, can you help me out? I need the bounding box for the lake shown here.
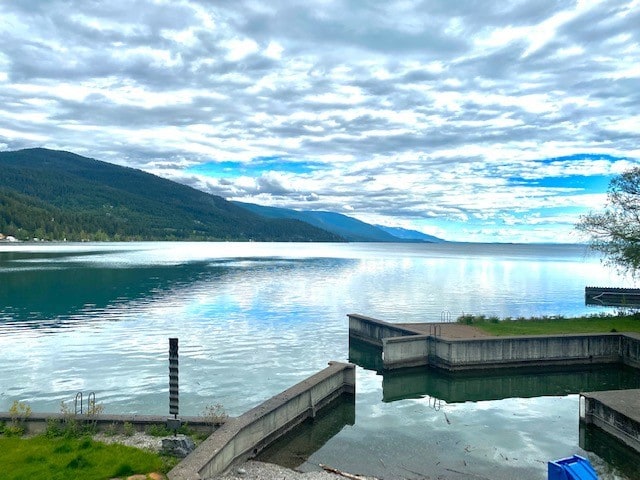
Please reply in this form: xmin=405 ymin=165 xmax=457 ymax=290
xmin=1 ymin=242 xmax=639 ymax=479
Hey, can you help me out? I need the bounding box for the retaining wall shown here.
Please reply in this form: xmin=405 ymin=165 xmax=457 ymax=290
xmin=168 ymin=361 xmax=355 ymax=480
xmin=382 ymin=335 xmax=431 ymax=369
xmin=580 ymin=390 xmax=640 ymax=454
xmin=352 ymin=313 xmax=640 ymax=372
xmin=621 ymin=333 xmax=640 ymax=369
xmin=0 ymin=412 xmax=213 ymax=436
xmin=348 ymin=313 xmax=420 ymax=347
xmin=429 ymin=334 xmax=622 ymax=371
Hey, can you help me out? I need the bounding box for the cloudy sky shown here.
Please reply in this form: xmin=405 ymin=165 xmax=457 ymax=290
xmin=1 ymin=1 xmax=639 ymax=242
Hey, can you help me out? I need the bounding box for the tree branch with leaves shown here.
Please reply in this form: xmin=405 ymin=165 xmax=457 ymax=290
xmin=577 ymin=167 xmax=640 ymax=275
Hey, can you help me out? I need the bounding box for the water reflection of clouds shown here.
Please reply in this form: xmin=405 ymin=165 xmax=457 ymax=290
xmin=3 ymin=243 xmax=638 ymax=478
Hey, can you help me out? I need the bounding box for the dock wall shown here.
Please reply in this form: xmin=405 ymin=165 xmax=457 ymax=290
xmin=348 ymin=313 xmax=420 ymax=347
xmin=585 ymin=286 xmax=640 ymax=307
xmin=581 ymin=390 xmax=640 ymax=453
xmin=382 ymin=335 xmax=431 ymax=369
xmin=168 ymin=361 xmax=355 ymax=480
xmin=351 ymin=314 xmax=640 ymax=372
xmin=429 ymin=334 xmax=622 ymax=371
xmin=621 ymin=334 xmax=640 ymax=369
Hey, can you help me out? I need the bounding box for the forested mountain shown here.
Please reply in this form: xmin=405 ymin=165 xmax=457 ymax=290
xmin=233 ymin=201 xmax=444 ymax=242
xmin=0 ymin=148 xmax=343 ymax=242
xmin=375 ymin=225 xmax=444 ymax=243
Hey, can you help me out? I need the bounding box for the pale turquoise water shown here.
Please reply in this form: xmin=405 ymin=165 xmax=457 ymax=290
xmin=1 ymin=242 xmax=638 ymax=479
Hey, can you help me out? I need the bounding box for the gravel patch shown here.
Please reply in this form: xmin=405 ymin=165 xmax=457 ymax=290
xmin=93 ymin=434 xmax=379 ymax=480
xmin=213 ymin=461 xmax=376 ymax=480
xmin=93 ymin=431 xmax=164 ymax=452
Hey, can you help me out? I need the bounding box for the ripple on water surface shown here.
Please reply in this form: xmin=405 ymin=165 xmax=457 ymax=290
xmin=0 ymin=243 xmax=638 ymax=480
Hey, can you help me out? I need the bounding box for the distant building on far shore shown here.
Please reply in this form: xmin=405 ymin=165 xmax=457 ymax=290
xmin=0 ymin=234 xmax=18 ymax=242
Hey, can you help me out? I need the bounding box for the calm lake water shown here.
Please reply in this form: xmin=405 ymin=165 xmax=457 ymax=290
xmin=1 ymin=242 xmax=639 ymax=479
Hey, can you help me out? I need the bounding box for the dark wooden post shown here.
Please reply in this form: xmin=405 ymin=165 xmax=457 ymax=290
xmin=169 ymin=338 xmax=179 ymax=417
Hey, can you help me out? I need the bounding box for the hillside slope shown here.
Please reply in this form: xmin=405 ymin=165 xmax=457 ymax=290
xmin=0 ymin=148 xmax=343 ymax=242
xmin=233 ymin=201 xmax=444 ymax=242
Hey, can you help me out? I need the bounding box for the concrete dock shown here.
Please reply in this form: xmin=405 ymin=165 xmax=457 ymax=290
xmin=348 ymin=313 xmax=640 ymax=371
xmin=349 ymin=312 xmax=640 ymax=457
xmin=581 ymin=389 xmax=640 ymax=453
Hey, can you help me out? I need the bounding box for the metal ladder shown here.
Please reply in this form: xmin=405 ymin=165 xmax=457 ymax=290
xmin=74 ymin=391 xmax=96 ymax=415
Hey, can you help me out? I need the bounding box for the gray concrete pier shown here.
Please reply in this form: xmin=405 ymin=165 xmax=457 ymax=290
xmin=348 ymin=313 xmax=640 ymax=371
xmin=580 ymin=389 xmax=640 ymax=454
xmin=169 ymin=361 xmax=355 ymax=480
xmin=349 ymin=312 xmax=640 ymax=457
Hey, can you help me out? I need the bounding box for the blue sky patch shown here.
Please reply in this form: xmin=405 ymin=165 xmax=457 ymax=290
xmin=506 ymin=153 xmax=627 ymax=192
xmin=187 ymin=157 xmax=326 ymax=178
xmin=508 ymin=174 xmax=612 ymax=191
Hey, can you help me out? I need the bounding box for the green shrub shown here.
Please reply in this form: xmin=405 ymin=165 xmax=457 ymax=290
xmin=45 ymin=399 xmax=105 ymax=438
xmin=103 ymin=422 xmax=119 ymax=437
xmin=123 ymin=421 xmax=135 ymax=437
xmin=147 ymin=424 xmax=172 ymax=437
xmin=7 ymin=400 xmax=31 ymax=436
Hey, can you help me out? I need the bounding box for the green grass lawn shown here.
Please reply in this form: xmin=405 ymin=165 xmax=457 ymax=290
xmin=459 ymin=313 xmax=640 ymax=336
xmin=0 ymin=435 xmax=166 ymax=480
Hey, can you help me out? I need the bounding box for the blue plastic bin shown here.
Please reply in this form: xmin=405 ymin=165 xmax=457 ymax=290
xmin=548 ymin=454 xmax=598 ymax=480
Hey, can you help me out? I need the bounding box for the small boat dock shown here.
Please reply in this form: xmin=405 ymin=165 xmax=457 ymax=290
xmin=581 ymin=388 xmax=640 ymax=454
xmin=585 ymin=286 xmax=640 ymax=307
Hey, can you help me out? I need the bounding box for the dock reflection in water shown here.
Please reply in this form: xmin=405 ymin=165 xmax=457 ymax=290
xmin=256 ymin=395 xmax=356 ymax=470
xmin=580 ymin=423 xmax=640 ymax=480
xmin=349 ymin=338 xmax=640 ymax=404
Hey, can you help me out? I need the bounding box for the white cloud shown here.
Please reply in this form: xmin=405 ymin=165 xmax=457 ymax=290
xmin=0 ymin=0 xmax=639 ymax=242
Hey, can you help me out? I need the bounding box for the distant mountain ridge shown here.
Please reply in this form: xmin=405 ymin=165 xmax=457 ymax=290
xmin=376 ymin=225 xmax=444 ymax=243
xmin=233 ymin=201 xmax=444 ymax=242
xmin=0 ymin=148 xmax=444 ymax=243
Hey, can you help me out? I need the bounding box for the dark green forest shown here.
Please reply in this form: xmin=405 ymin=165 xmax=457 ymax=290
xmin=0 ymin=148 xmax=343 ymax=242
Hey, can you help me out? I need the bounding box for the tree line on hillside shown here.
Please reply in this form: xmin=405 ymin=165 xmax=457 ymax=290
xmin=0 ymin=187 xmax=340 ymax=242
xmin=0 ymin=149 xmax=343 ymax=242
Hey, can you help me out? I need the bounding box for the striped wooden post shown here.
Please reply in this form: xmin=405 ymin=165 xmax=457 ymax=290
xmin=169 ymin=338 xmax=179 ymax=417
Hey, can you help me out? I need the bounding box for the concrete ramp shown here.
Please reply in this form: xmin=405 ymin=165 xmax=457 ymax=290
xmin=168 ymin=361 xmax=355 ymax=480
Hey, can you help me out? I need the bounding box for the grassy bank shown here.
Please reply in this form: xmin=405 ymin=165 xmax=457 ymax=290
xmin=458 ymin=313 xmax=640 ymax=336
xmin=0 ymin=435 xmax=167 ymax=480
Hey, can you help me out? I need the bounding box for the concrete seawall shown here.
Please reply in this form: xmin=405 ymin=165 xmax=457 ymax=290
xmin=580 ymin=389 xmax=640 ymax=454
xmin=349 ymin=314 xmax=640 ymax=371
xmin=0 ymin=412 xmax=214 ymax=436
xmin=384 ymin=333 xmax=628 ymax=371
xmin=348 ymin=313 xmax=423 ymax=347
xmin=168 ymin=361 xmax=355 ymax=480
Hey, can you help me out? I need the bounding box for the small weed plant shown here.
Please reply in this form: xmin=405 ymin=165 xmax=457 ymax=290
xmin=122 ymin=421 xmax=135 ymax=437
xmin=45 ymin=399 xmax=106 ymax=438
xmin=202 ymin=403 xmax=228 ymax=431
xmin=147 ymin=421 xmax=194 ymax=437
xmin=5 ymin=400 xmax=32 ymax=436
xmin=103 ymin=422 xmax=119 ymax=437
xmin=147 ymin=423 xmax=172 ymax=437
